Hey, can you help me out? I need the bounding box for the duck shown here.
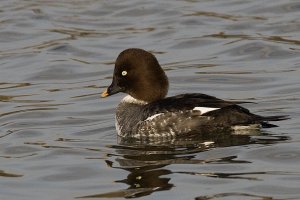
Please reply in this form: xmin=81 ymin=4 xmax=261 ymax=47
xmin=101 ymin=48 xmax=287 ymax=139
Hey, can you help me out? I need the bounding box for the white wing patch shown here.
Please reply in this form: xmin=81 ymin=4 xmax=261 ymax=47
xmin=232 ymin=124 xmax=261 ymax=130
xmin=146 ymin=113 xmax=163 ymax=121
xmin=193 ymin=107 xmax=220 ymax=115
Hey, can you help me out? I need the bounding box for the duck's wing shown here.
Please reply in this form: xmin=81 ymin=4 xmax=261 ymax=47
xmin=142 ymin=93 xmax=249 ymax=116
xmin=142 ymin=93 xmax=287 ymax=126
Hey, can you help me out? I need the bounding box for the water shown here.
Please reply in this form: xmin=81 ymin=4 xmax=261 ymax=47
xmin=0 ymin=0 xmax=300 ymax=199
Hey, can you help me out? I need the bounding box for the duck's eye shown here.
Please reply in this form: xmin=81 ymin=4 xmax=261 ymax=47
xmin=121 ymin=71 xmax=127 ymax=76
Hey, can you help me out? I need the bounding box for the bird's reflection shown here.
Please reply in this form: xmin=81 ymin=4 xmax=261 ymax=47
xmin=115 ymin=164 xmax=173 ymax=198
xmin=77 ymin=131 xmax=289 ymax=199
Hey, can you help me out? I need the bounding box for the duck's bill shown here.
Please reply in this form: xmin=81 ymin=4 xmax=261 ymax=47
xmin=101 ymin=84 xmax=124 ymax=98
xmin=101 ymin=89 xmax=110 ymax=98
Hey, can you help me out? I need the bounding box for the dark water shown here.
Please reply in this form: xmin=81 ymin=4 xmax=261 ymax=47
xmin=1 ymin=0 xmax=300 ymax=199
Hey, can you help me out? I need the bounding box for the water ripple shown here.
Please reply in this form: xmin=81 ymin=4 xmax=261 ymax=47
xmin=0 ymin=0 xmax=299 ymax=199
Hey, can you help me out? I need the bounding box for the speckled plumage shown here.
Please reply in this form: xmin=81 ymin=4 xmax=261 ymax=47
xmin=114 ymin=94 xmax=285 ymax=138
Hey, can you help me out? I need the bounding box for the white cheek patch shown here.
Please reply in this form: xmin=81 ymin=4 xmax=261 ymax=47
xmin=193 ymin=107 xmax=220 ymax=115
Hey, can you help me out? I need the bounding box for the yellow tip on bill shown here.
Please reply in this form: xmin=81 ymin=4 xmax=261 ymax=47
xmin=101 ymin=89 xmax=109 ymax=98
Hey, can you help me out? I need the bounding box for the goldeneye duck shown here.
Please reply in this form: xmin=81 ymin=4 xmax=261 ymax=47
xmin=101 ymin=48 xmax=287 ymax=139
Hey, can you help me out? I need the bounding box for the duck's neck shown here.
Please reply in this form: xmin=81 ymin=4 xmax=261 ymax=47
xmin=121 ymin=95 xmax=148 ymax=105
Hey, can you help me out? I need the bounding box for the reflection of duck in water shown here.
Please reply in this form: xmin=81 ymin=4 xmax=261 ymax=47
xmin=101 ymin=48 xmax=288 ymax=139
xmin=77 ymin=134 xmax=289 ymax=199
xmin=115 ymin=164 xmax=173 ymax=198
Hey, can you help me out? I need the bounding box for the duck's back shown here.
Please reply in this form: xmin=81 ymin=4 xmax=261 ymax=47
xmin=115 ymin=93 xmax=286 ymax=139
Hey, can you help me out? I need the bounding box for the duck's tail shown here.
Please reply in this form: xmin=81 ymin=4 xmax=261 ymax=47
xmin=256 ymin=115 xmax=289 ymax=128
xmin=258 ymin=115 xmax=289 ymax=122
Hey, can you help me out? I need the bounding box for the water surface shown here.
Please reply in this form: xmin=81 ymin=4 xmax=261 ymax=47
xmin=0 ymin=0 xmax=300 ymax=199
